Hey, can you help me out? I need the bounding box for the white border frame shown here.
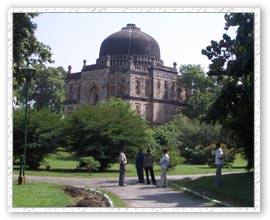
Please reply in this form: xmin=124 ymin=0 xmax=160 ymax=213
xmin=7 ymin=7 xmax=260 ymax=213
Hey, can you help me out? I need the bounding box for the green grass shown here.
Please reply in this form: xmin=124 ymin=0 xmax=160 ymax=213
xmin=98 ymin=189 xmax=128 ymax=207
xmin=170 ymin=172 xmax=254 ymax=207
xmin=42 ymin=150 xmax=80 ymax=169
xmin=13 ymin=181 xmax=70 ymax=207
xmin=13 ymin=151 xmax=251 ymax=208
xmin=13 ymin=181 xmax=128 ymax=208
xmin=13 ymin=151 xmax=248 ymax=178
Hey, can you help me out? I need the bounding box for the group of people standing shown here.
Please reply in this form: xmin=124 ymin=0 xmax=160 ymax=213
xmin=119 ymin=142 xmax=225 ymax=188
xmin=118 ymin=146 xmax=169 ymax=187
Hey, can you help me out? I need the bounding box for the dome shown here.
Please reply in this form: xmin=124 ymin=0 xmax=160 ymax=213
xmin=99 ymin=24 xmax=161 ymax=59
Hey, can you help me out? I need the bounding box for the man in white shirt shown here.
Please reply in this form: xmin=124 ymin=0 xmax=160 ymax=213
xmin=212 ymin=142 xmax=224 ymax=187
xmin=159 ymin=148 xmax=169 ymax=187
xmin=119 ymin=146 xmax=127 ymax=186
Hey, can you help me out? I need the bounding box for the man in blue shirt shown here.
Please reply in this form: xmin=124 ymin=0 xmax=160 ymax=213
xmin=135 ymin=147 xmax=145 ymax=183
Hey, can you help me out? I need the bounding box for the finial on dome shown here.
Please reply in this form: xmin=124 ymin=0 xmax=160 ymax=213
xmin=127 ymin=23 xmax=136 ymax=28
xmin=68 ymin=65 xmax=72 ymax=74
xmin=82 ymin=60 xmax=87 ymax=70
xmin=122 ymin=23 xmax=140 ymax=31
xmin=173 ymin=62 xmax=177 ymax=69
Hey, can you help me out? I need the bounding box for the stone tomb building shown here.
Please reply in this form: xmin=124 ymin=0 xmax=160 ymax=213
xmin=64 ymin=24 xmax=186 ymax=125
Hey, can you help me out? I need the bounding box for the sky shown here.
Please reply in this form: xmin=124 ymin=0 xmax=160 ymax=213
xmin=32 ymin=12 xmax=237 ymax=73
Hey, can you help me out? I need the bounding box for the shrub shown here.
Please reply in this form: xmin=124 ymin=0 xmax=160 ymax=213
xmin=78 ymin=157 xmax=100 ymax=175
xmin=204 ymin=143 xmax=236 ymax=167
xmin=155 ymin=145 xmax=184 ymax=170
xmin=182 ymin=146 xmax=208 ymax=164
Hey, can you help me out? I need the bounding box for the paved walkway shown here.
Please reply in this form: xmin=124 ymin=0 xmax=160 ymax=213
xmin=25 ymin=174 xmax=215 ymax=208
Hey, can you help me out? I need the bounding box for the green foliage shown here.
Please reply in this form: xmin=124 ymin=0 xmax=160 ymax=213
xmin=202 ymin=13 xmax=254 ymax=169
xmin=153 ymin=114 xmax=236 ymax=165
xmin=13 ymin=108 xmax=63 ymax=169
xmin=204 ymin=143 xmax=236 ymax=167
xmin=62 ymin=97 xmax=150 ymax=170
xmin=17 ymin=64 xmax=66 ymax=113
xmin=183 ymin=147 xmax=207 ymax=165
xmin=178 ymin=65 xmax=219 ymax=120
xmin=13 ymin=13 xmax=53 ymax=99
xmin=78 ymin=156 xmax=101 ymax=175
xmin=32 ymin=64 xmax=66 ymax=113
xmin=155 ymin=145 xmax=184 ymax=170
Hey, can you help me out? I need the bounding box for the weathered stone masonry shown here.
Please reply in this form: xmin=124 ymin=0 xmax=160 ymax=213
xmin=64 ymin=24 xmax=187 ymax=125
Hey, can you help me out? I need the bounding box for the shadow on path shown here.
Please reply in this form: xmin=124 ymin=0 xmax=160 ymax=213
xmin=21 ymin=175 xmax=213 ymax=208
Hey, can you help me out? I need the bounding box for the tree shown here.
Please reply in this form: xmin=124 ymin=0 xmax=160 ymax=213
xmin=13 ymin=13 xmax=53 ymax=103
xmin=62 ymin=97 xmax=151 ymax=170
xmin=153 ymin=114 xmax=236 ymax=165
xmin=178 ymin=65 xmax=219 ymax=120
xmin=201 ymin=13 xmax=254 ymax=169
xmin=13 ymin=108 xmax=63 ymax=169
xmin=31 ymin=64 xmax=66 ymax=113
xmin=17 ymin=64 xmax=66 ymax=113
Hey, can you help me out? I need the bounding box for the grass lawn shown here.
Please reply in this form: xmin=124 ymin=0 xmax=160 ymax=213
xmin=13 ymin=181 xmax=128 ymax=208
xmin=13 ymin=151 xmax=248 ymax=178
xmin=12 ymin=151 xmax=252 ymax=208
xmin=170 ymin=172 xmax=254 ymax=207
xmin=13 ymin=182 xmax=70 ymax=207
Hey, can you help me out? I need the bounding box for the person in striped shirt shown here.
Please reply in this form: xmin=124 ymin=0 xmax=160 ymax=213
xmin=143 ymin=149 xmax=156 ymax=185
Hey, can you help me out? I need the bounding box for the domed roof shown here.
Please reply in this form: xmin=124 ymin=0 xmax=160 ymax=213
xmin=99 ymin=24 xmax=160 ymax=59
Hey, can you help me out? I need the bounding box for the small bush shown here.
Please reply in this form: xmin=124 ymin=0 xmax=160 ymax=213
xmin=78 ymin=157 xmax=100 ymax=175
xmin=182 ymin=146 xmax=207 ymax=164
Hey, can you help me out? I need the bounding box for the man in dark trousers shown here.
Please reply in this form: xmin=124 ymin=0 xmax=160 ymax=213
xmin=135 ymin=147 xmax=145 ymax=183
xmin=143 ymin=149 xmax=156 ymax=185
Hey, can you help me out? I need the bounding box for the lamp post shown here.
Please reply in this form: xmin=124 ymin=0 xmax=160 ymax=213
xmin=18 ymin=65 xmax=36 ymax=185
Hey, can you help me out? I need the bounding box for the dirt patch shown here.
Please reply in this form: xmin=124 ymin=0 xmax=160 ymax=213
xmin=63 ymin=186 xmax=111 ymax=207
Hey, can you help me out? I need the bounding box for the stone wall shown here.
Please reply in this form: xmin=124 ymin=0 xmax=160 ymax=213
xmin=64 ymin=56 xmax=184 ymax=125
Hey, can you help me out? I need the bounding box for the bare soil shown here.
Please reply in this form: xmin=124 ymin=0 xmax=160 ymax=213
xmin=63 ymin=186 xmax=110 ymax=207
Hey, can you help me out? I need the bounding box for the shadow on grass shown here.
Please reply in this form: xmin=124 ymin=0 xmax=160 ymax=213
xmin=13 ymin=167 xmax=120 ymax=174
xmin=53 ymin=156 xmax=79 ymax=161
xmin=170 ymin=172 xmax=254 ymax=207
xmin=196 ymin=166 xmax=246 ymax=170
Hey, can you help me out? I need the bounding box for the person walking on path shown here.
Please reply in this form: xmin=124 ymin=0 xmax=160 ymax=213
xmin=159 ymin=148 xmax=169 ymax=187
xmin=211 ymin=142 xmax=224 ymax=187
xmin=119 ymin=146 xmax=127 ymax=186
xmin=143 ymin=149 xmax=156 ymax=185
xmin=135 ymin=147 xmax=145 ymax=183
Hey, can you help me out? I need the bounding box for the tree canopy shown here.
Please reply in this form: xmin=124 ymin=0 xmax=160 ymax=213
xmin=202 ymin=13 xmax=254 ymax=169
xmin=31 ymin=64 xmax=66 ymax=113
xmin=13 ymin=108 xmax=63 ymax=169
xmin=62 ymin=97 xmax=151 ymax=170
xmin=178 ymin=64 xmax=219 ymax=120
xmin=13 ymin=13 xmax=53 ymax=99
xmin=153 ymin=114 xmax=236 ymax=165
